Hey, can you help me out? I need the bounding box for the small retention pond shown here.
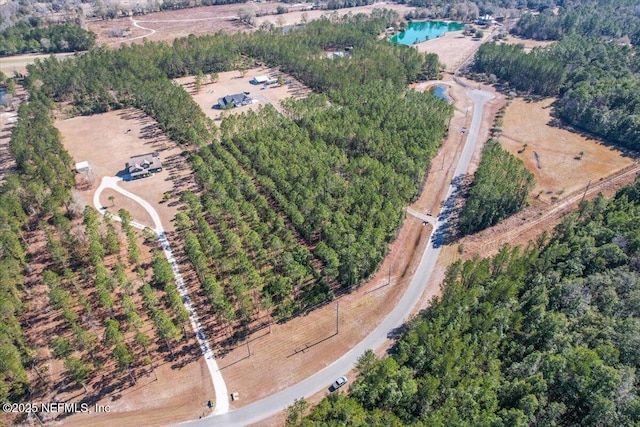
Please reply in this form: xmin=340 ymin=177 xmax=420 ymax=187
xmin=390 ymin=21 xmax=464 ymax=45
xmin=430 ymin=85 xmax=451 ymax=103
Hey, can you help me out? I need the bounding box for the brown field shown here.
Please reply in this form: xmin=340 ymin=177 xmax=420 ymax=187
xmin=88 ymin=2 xmax=414 ymax=46
xmin=253 ymin=3 xmax=415 ymax=28
xmin=417 ymin=27 xmax=495 ymax=72
xmin=176 ymin=66 xmax=311 ymax=122
xmin=0 ymin=52 xmax=76 ymax=76
xmin=500 ymin=97 xmax=634 ymax=205
xmin=55 ymin=107 xmax=198 ymax=232
xmin=501 ymin=34 xmax=555 ymax=52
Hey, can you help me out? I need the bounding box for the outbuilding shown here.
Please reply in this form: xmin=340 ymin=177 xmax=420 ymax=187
xmin=250 ymin=75 xmax=269 ymax=84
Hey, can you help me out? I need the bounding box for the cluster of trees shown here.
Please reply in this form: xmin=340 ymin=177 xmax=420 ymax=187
xmin=42 ymin=206 xmax=185 ymax=392
xmin=179 ymin=144 xmax=324 ymax=321
xmin=0 ymin=20 xmax=95 ymax=56
xmin=472 ymin=42 xmax=564 ymax=95
xmin=222 ymin=80 xmax=450 ymax=287
xmin=326 ymin=0 xmax=375 ymax=10
xmin=513 ymin=1 xmax=640 ymax=42
xmin=458 ymin=139 xmax=534 ymax=235
xmin=301 ymin=179 xmax=640 ymax=425
xmin=472 ymin=32 xmax=640 ymax=150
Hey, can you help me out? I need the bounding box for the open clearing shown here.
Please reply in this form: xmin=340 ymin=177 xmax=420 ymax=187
xmin=416 ymin=27 xmax=495 ymax=72
xmin=500 ymin=34 xmax=556 ymax=51
xmin=55 ymin=107 xmax=198 ymax=232
xmin=176 ymin=66 xmax=310 ymax=122
xmin=88 ymin=2 xmax=414 ymax=46
xmin=500 ymin=97 xmax=634 ymax=204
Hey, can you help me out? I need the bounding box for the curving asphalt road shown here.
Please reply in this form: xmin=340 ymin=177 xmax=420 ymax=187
xmin=176 ymin=87 xmax=494 ymax=427
xmin=93 ymin=176 xmax=230 ymax=415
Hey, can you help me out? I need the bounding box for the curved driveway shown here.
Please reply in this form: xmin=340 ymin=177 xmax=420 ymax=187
xmin=177 ymin=87 xmax=494 ymax=427
xmin=93 ymin=176 xmax=230 ymax=415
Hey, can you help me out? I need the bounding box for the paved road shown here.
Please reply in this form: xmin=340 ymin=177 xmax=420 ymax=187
xmin=176 ymin=87 xmax=495 ymax=427
xmin=406 ymin=207 xmax=437 ymax=226
xmin=93 ymin=176 xmax=230 ymax=414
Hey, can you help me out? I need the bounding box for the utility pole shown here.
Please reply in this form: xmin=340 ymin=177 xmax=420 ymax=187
xmin=336 ymin=302 xmax=339 ymax=335
xmin=580 ymin=180 xmax=591 ymax=204
xmin=247 ymin=340 xmax=251 ymax=358
xmin=388 ymin=265 xmax=392 ymax=285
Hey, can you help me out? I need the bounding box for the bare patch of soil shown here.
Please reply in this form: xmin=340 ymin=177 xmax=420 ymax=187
xmin=175 ymin=66 xmax=310 ymax=123
xmin=500 ymin=97 xmax=634 ymax=205
xmin=500 ymin=35 xmax=555 ymax=52
xmin=416 ymin=27 xmax=495 ymax=72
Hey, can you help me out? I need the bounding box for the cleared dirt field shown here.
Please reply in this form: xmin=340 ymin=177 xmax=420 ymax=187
xmin=416 ymin=27 xmax=495 ymax=72
xmin=501 ymin=34 xmax=555 ymax=52
xmin=254 ymin=3 xmax=415 ymax=28
xmin=500 ymin=97 xmax=634 ymax=205
xmin=0 ymin=52 xmax=76 ymax=76
xmin=176 ymin=66 xmax=310 ymax=122
xmin=89 ymin=2 xmax=414 ymax=46
xmin=55 ymin=108 xmax=197 ymax=232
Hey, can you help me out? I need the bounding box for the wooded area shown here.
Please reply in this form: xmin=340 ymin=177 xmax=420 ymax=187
xmin=1 ymin=90 xmax=187 ymax=404
xmin=299 ymin=180 xmax=640 ymax=426
xmin=0 ymin=20 xmax=95 ymax=56
xmin=3 ymin=14 xmax=450 ymax=399
xmin=458 ymin=139 xmax=534 ymax=236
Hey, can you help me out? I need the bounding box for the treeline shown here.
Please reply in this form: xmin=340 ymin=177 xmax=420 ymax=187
xmin=472 ymin=34 xmax=640 ymax=150
xmin=458 ymin=139 xmax=534 ymax=235
xmin=0 ymin=20 xmax=95 ymax=56
xmin=0 ymin=92 xmax=73 ymax=401
xmin=513 ymin=1 xmax=640 ymax=42
xmin=472 ymin=43 xmax=563 ymax=96
xmin=300 ymin=178 xmax=640 ymax=426
xmin=326 ymin=0 xmax=375 ymax=10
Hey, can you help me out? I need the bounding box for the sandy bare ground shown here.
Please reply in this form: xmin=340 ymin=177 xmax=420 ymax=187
xmin=89 ymin=2 xmax=414 ymax=46
xmin=55 ymin=107 xmax=198 ymax=232
xmin=254 ymin=3 xmax=415 ymax=28
xmin=501 ymin=34 xmax=555 ymax=51
xmin=175 ymin=66 xmax=310 ymax=122
xmin=416 ymin=27 xmax=495 ymax=72
xmin=0 ymin=52 xmax=77 ymax=76
xmin=500 ymin=97 xmax=634 ymax=205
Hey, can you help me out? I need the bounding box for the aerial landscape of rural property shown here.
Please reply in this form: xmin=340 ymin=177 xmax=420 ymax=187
xmin=2 ymin=0 xmax=640 ymax=426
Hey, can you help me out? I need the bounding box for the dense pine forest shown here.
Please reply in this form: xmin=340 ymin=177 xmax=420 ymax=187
xmin=0 ymin=20 xmax=95 ymax=56
xmin=299 ymin=180 xmax=640 ymax=426
xmin=2 ymin=14 xmax=451 ymax=400
xmin=458 ymin=139 xmax=534 ymax=236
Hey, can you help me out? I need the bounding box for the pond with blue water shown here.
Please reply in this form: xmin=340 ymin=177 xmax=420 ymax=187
xmin=431 ymin=85 xmax=450 ymax=102
xmin=390 ymin=21 xmax=464 ymax=46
